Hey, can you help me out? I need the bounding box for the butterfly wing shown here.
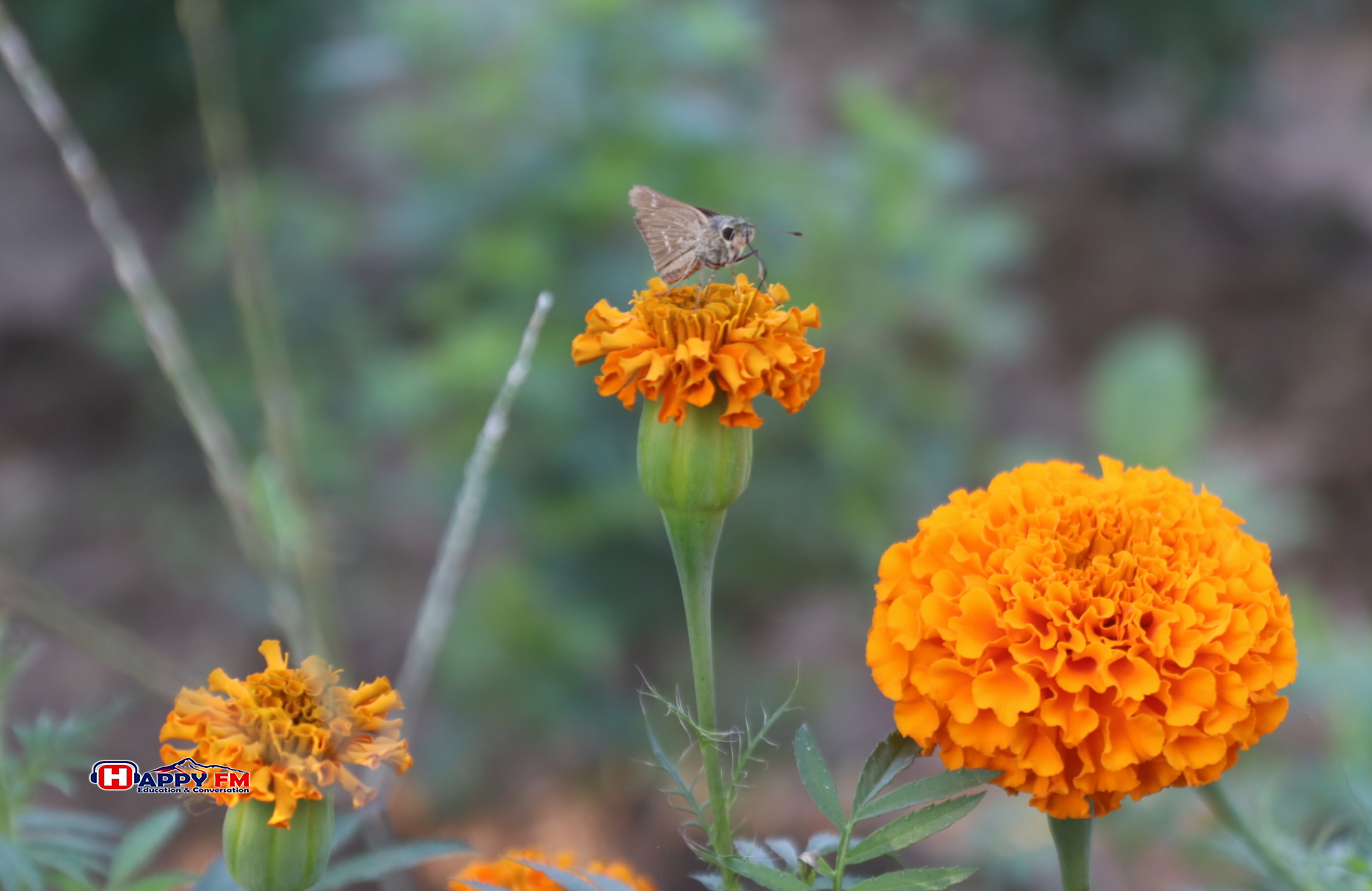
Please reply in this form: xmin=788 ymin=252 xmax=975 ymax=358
xmin=630 ymin=185 xmax=708 ymax=284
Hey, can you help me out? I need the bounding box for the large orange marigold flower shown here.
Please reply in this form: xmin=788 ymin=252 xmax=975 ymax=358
xmin=452 ymin=849 xmax=655 ymax=891
xmin=572 ymin=275 xmax=823 ymax=428
xmin=159 ymin=640 xmax=413 ymax=828
xmin=867 ymin=457 xmax=1297 ymax=819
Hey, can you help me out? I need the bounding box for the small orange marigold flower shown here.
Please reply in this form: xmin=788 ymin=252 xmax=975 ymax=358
xmin=572 ymin=275 xmax=823 ymax=428
xmin=159 ymin=640 xmax=413 ymax=829
xmin=867 ymin=457 xmax=1297 ymax=820
xmin=451 ymin=849 xmax=655 ymax=891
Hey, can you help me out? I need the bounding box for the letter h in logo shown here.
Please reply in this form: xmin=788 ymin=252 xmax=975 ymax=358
xmin=90 ymin=760 xmax=139 ymax=791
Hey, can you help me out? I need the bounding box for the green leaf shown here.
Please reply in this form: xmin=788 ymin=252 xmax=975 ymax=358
xmin=793 ymin=725 xmax=845 ymax=828
xmin=313 ymin=840 xmax=471 ymax=890
xmin=853 ymin=733 xmax=922 ymax=812
xmin=855 ymin=770 xmax=1000 ymax=822
xmin=642 ymin=705 xmax=709 ymax=829
xmin=512 ymin=858 xmax=602 ymax=891
xmin=0 ymin=839 xmax=45 ymax=891
xmin=845 ymin=794 xmax=984 ymax=864
xmin=115 ymin=872 xmax=198 ymax=891
xmin=847 ymin=868 xmax=975 ymax=891
xmin=108 ymin=808 xmax=184 ymax=887
xmin=726 ymin=857 xmax=817 ymax=891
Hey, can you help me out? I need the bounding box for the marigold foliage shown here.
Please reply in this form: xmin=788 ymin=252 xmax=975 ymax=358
xmin=572 ymin=275 xmax=823 ymax=428
xmin=867 ymin=457 xmax=1298 ymax=819
xmin=451 ymin=849 xmax=655 ymax=891
xmin=159 ymin=640 xmax=412 ymax=828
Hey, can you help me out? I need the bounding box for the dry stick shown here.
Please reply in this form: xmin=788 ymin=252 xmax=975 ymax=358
xmin=0 ymin=1 xmax=308 ymax=646
xmin=360 ymin=292 xmax=551 ymax=891
xmin=175 ymin=0 xmax=338 ymax=660
xmin=395 ymin=290 xmax=554 ymax=720
xmin=0 ymin=568 xmax=190 ymax=698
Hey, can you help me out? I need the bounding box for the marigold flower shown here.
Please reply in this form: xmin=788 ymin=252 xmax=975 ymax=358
xmin=867 ymin=457 xmax=1297 ymax=819
xmin=572 ymin=275 xmax=823 ymax=428
xmin=452 ymin=849 xmax=655 ymax=891
xmin=159 ymin=640 xmax=413 ymax=829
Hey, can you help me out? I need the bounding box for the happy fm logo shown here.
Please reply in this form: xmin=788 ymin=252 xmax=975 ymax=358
xmin=90 ymin=758 xmax=251 ymax=794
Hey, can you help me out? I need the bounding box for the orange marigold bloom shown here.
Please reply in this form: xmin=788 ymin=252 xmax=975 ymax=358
xmin=452 ymin=849 xmax=655 ymax=891
xmin=159 ymin=640 xmax=413 ymax=829
xmin=867 ymin=457 xmax=1297 ymax=820
xmin=572 ymin=275 xmax=823 ymax=428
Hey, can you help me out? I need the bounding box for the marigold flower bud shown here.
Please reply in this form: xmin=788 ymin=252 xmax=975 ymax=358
xmin=223 ymin=793 xmax=334 ymax=891
xmin=638 ymin=397 xmax=752 ymax=515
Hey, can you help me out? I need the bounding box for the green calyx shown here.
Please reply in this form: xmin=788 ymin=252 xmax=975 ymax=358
xmin=637 ymin=398 xmax=752 ymax=515
xmin=223 ymin=793 xmax=334 ymax=891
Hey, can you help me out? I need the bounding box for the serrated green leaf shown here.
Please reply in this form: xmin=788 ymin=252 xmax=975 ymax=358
xmin=314 ymin=840 xmax=471 ymax=890
xmin=845 ymin=794 xmax=984 ymax=864
xmin=853 ymin=733 xmax=922 ymax=811
xmin=109 ymin=808 xmax=184 ymax=887
xmin=856 ymin=770 xmax=1000 ymax=822
xmin=114 ymin=871 xmax=197 ymax=891
xmin=847 ymin=868 xmax=975 ymax=891
xmin=726 ymin=857 xmax=817 ymax=891
xmin=793 ymin=725 xmax=845 ymax=828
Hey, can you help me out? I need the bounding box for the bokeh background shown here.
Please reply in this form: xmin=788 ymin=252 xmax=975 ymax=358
xmin=3 ymin=0 xmax=1371 ymax=889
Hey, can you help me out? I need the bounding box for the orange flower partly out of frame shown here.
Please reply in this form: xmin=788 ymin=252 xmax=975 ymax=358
xmin=452 ymin=849 xmax=655 ymax=891
xmin=572 ymin=275 xmax=823 ymax=428
xmin=159 ymin=640 xmax=413 ymax=828
xmin=867 ymin=457 xmax=1297 ymax=819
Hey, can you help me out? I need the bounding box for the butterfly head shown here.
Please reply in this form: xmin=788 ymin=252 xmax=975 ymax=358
xmin=712 ymin=215 xmax=755 ymax=253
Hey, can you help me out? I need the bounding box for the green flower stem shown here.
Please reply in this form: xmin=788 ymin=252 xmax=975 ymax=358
xmin=1048 ymin=816 xmax=1092 ymax=891
xmin=663 ymin=507 xmax=737 ymax=891
xmin=639 ymin=399 xmax=753 ymax=891
xmin=1199 ymin=782 xmax=1310 ymax=891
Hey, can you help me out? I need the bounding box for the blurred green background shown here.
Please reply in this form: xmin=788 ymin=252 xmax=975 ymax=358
xmin=1 ymin=0 xmax=1370 ymax=889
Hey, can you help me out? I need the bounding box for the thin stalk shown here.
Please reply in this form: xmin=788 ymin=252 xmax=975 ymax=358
xmin=1199 ymin=782 xmax=1311 ymax=891
xmin=662 ymin=508 xmax=737 ymax=891
xmin=396 ymin=292 xmax=554 ymax=726
xmin=174 ymin=0 xmax=336 ymax=660
xmin=1048 ymin=816 xmax=1092 ymax=891
xmin=0 ymin=1 xmax=310 ymax=647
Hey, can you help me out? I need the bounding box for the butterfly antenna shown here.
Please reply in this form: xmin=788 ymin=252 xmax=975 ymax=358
xmin=757 ymin=226 xmax=803 ymax=237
